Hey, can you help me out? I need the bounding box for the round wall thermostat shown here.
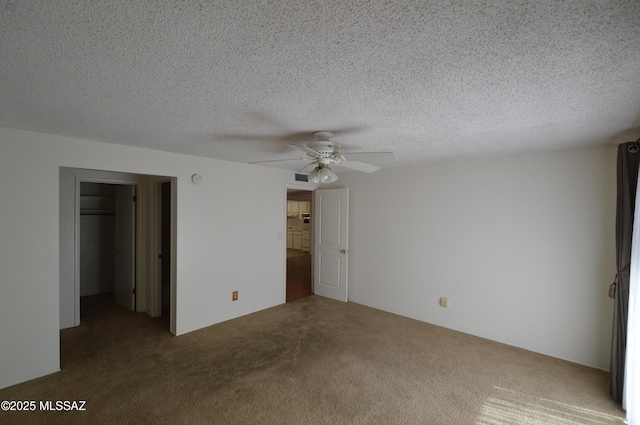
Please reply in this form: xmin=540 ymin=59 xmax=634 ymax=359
xmin=191 ymin=174 xmax=203 ymax=185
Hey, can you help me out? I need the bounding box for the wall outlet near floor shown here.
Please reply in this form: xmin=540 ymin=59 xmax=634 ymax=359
xmin=439 ymin=297 xmax=449 ymax=308
xmin=232 ymin=291 xmax=238 ymax=301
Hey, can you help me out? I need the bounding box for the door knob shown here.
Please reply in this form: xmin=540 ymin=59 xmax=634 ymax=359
xmin=340 ymin=249 xmax=347 ymax=254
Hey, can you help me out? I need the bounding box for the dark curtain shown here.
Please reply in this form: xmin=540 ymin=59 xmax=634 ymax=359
xmin=611 ymin=140 xmax=640 ymax=402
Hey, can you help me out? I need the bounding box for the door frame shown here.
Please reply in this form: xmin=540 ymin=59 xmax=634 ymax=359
xmin=74 ymin=176 xmax=139 ymax=326
xmin=284 ymin=183 xmax=316 ymax=303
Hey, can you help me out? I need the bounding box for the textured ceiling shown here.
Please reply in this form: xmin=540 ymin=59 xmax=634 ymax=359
xmin=1 ymin=0 xmax=640 ymax=173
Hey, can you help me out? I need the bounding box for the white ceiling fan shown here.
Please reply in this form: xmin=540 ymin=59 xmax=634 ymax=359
xmin=251 ymin=131 xmax=396 ymax=184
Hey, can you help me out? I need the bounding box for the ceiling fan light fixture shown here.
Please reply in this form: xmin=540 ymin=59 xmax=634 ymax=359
xmin=308 ymin=166 xmax=322 ymax=184
xmin=319 ymin=165 xmax=338 ymax=184
xmin=307 ymin=164 xmax=337 ymax=184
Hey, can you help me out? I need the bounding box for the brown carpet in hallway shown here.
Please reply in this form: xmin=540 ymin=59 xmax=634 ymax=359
xmin=286 ymin=250 xmax=312 ymax=302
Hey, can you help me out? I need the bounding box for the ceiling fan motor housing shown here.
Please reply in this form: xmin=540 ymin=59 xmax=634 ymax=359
xmin=308 ymin=131 xmax=345 ymax=164
xmin=308 ymin=141 xmax=339 ymax=156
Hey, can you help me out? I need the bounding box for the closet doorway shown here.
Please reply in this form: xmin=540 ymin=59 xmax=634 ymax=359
xmin=59 ymin=167 xmax=177 ymax=335
xmin=79 ymin=182 xmax=136 ymax=320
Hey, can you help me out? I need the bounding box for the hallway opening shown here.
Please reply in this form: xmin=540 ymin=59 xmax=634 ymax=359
xmin=286 ymin=189 xmax=313 ymax=302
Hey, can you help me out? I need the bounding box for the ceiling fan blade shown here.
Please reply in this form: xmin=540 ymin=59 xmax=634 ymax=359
xmin=341 ymin=152 xmax=397 ymax=163
xmin=297 ymin=162 xmax=318 ymax=174
xmin=288 ymin=144 xmax=321 ymax=158
xmin=249 ymin=157 xmax=307 ymax=164
xmin=339 ymin=161 xmax=380 ymax=173
xmin=211 ymin=129 xmax=315 ymax=145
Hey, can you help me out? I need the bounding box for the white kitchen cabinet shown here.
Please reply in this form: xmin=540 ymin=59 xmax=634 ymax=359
xmin=288 ymin=201 xmax=299 ymax=214
xmin=302 ymin=230 xmax=310 ymax=252
xmin=299 ymin=201 xmax=310 ymax=214
xmin=287 ymin=230 xmax=293 ymax=249
xmin=292 ymin=230 xmax=302 ymax=250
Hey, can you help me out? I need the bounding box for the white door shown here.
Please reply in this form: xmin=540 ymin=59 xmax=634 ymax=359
xmin=114 ymin=185 xmax=136 ymax=311
xmin=314 ymin=188 xmax=349 ymax=302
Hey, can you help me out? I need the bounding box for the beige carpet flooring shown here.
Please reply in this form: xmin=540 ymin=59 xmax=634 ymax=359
xmin=0 ymin=295 xmax=626 ymax=424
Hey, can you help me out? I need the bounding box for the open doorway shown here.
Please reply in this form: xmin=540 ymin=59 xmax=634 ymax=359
xmin=286 ymin=189 xmax=313 ymax=302
xmin=59 ymin=167 xmax=177 ymax=335
xmin=79 ymin=182 xmax=136 ymax=322
xmin=160 ymin=181 xmax=171 ymax=320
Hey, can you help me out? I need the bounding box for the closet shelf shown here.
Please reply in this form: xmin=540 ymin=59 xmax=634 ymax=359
xmin=80 ymin=210 xmax=115 ymax=215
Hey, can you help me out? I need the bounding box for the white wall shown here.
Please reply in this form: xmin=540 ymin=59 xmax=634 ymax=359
xmin=79 ymin=214 xmax=116 ymax=296
xmin=0 ymin=127 xmax=310 ymax=389
xmin=336 ymin=146 xmax=617 ymax=369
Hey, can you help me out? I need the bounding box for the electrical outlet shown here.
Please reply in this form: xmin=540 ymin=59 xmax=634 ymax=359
xmin=439 ymin=297 xmax=449 ymax=308
xmin=232 ymin=291 xmax=238 ymax=301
